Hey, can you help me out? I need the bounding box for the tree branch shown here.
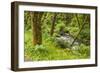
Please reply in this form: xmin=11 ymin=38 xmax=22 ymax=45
xmin=70 ymin=15 xmax=88 ymax=47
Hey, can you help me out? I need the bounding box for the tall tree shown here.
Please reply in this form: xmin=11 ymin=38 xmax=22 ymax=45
xmin=50 ymin=13 xmax=57 ymax=36
xmin=75 ymin=14 xmax=81 ymax=28
xmin=30 ymin=12 xmax=43 ymax=45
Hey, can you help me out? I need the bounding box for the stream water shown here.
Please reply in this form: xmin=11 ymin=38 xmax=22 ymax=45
xmin=55 ymin=33 xmax=80 ymax=49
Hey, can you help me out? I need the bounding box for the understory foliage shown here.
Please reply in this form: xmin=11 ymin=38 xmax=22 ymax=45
xmin=24 ymin=11 xmax=90 ymax=61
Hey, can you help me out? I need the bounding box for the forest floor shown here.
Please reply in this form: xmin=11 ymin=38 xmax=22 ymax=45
xmin=24 ymin=30 xmax=90 ymax=61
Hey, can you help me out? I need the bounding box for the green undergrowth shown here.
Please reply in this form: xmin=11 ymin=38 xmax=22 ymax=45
xmin=24 ymin=31 xmax=90 ymax=61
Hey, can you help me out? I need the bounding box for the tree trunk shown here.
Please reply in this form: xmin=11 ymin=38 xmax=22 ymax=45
xmin=75 ymin=14 xmax=80 ymax=28
xmin=70 ymin=15 xmax=88 ymax=47
xmin=50 ymin=13 xmax=57 ymax=36
xmin=31 ymin=12 xmax=43 ymax=45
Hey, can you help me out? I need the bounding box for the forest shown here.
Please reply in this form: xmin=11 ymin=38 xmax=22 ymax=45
xmin=24 ymin=11 xmax=90 ymax=61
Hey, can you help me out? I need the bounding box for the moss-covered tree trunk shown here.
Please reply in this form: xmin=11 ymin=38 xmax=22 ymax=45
xmin=50 ymin=13 xmax=57 ymax=36
xmin=31 ymin=12 xmax=43 ymax=45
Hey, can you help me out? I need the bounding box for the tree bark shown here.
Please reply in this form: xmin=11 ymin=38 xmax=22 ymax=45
xmin=30 ymin=12 xmax=43 ymax=45
xmin=50 ymin=13 xmax=57 ymax=36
